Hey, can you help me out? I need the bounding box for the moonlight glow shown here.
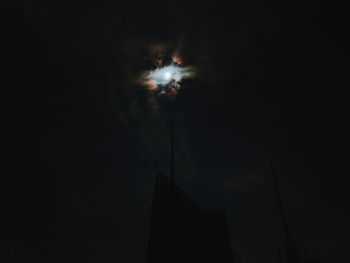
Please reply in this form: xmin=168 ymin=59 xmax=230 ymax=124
xmin=148 ymin=64 xmax=184 ymax=86
xmin=135 ymin=52 xmax=196 ymax=95
xmin=164 ymin=71 xmax=172 ymax=81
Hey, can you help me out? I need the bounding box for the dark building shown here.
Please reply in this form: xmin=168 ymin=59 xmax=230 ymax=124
xmin=146 ymin=174 xmax=234 ymax=263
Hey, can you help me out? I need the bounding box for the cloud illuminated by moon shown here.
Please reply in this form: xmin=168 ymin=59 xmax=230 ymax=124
xmin=136 ymin=63 xmax=196 ymax=94
xmin=149 ymin=64 xmax=183 ymax=86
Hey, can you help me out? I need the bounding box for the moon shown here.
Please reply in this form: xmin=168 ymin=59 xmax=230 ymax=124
xmin=164 ymin=71 xmax=172 ymax=81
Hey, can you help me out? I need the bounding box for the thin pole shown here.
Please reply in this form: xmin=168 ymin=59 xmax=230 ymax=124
xmin=170 ymin=120 xmax=175 ymax=184
xmin=271 ymin=167 xmax=292 ymax=243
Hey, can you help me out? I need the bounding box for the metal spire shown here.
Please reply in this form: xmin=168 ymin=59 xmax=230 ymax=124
xmin=170 ymin=120 xmax=175 ymax=184
xmin=270 ymin=164 xmax=304 ymax=263
xmin=271 ymin=165 xmax=292 ymax=243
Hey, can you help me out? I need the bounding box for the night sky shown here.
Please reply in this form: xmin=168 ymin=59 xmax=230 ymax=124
xmin=2 ymin=1 xmax=349 ymax=262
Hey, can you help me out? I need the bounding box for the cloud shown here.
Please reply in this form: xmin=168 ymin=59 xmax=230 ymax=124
xmin=108 ymin=37 xmax=198 ymax=181
xmin=223 ymin=173 xmax=264 ymax=193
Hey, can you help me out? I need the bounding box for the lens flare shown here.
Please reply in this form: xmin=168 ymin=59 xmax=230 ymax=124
xmin=172 ymin=54 xmax=183 ymax=65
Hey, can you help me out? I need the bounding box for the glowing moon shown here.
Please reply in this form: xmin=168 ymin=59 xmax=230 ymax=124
xmin=139 ymin=63 xmax=195 ymax=93
xmin=164 ymin=71 xmax=172 ymax=81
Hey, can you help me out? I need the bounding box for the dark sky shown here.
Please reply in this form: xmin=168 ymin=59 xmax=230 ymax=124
xmin=2 ymin=1 xmax=349 ymax=262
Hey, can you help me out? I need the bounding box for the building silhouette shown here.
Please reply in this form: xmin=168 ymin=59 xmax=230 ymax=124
xmin=146 ymin=173 xmax=234 ymax=263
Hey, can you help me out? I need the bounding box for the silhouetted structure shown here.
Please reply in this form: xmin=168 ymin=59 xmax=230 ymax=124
xmin=271 ymin=168 xmax=309 ymax=263
xmin=146 ymin=174 xmax=234 ymax=263
xmin=146 ymin=121 xmax=233 ymax=262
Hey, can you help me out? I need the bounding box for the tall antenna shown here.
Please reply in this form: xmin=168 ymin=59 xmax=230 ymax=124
xmin=170 ymin=120 xmax=175 ymax=184
xmin=271 ymin=166 xmax=292 ymax=243
xmin=270 ymin=163 xmax=304 ymax=263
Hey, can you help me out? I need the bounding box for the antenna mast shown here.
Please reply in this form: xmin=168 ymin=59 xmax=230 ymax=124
xmin=271 ymin=164 xmax=304 ymax=263
xmin=170 ymin=120 xmax=175 ymax=184
xmin=271 ymin=168 xmax=292 ymax=243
